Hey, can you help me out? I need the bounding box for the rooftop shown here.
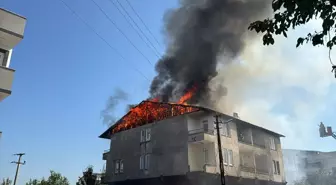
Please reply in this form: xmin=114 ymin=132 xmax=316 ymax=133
xmin=99 ymin=101 xmax=285 ymax=139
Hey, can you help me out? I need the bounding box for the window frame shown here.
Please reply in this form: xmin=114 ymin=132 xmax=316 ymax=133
xmin=0 ymin=48 xmax=9 ymax=67
xmin=114 ymin=160 xmax=120 ymax=174
xmin=276 ymin=161 xmax=280 ymax=175
xmin=222 ymin=122 xmax=230 ymax=137
xmin=145 ymin=154 xmax=150 ymax=170
xmin=273 ymin=160 xmax=280 ymax=175
xmin=270 ymin=137 xmax=276 ymax=150
xmin=140 ymin=128 xmax=151 ymax=171
xmin=223 ymin=148 xmax=228 ymax=165
xmin=119 ymin=160 xmax=124 ymax=173
xmin=228 ymin=150 xmax=233 ymax=166
xmin=140 ymin=155 xmax=145 ymax=170
xmin=145 ymin=128 xmax=151 ymax=141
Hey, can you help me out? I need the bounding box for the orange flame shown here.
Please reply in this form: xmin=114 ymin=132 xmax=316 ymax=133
xmin=111 ymin=85 xmax=198 ymax=134
xmin=178 ymin=85 xmax=197 ymax=104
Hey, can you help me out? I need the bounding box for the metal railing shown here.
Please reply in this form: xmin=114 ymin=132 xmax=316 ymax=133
xmin=240 ymin=165 xmax=256 ymax=173
xmin=188 ymin=128 xmax=214 ymax=135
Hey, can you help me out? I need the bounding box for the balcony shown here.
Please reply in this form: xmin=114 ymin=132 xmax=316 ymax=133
xmin=188 ymin=128 xmax=215 ymax=143
xmin=0 ymin=8 xmax=26 ymax=50
xmin=102 ymin=149 xmax=109 ymax=160
xmin=0 ymin=66 xmax=14 ymax=101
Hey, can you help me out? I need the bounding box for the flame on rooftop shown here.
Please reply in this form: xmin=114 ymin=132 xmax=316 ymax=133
xmin=111 ymin=86 xmax=199 ymax=134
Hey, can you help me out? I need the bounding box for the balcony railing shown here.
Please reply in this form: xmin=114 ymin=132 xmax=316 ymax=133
xmin=0 ymin=66 xmax=14 ymax=101
xmin=240 ymin=165 xmax=256 ymax=173
xmin=188 ymin=128 xmax=215 ymax=143
xmin=102 ymin=149 xmax=110 ymax=160
xmin=188 ymin=128 xmax=214 ymax=135
xmin=0 ymin=8 xmax=26 ymax=49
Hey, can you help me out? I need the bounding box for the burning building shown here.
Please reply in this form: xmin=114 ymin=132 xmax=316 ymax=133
xmin=99 ymin=99 xmax=286 ymax=185
xmin=99 ymin=0 xmax=286 ymax=184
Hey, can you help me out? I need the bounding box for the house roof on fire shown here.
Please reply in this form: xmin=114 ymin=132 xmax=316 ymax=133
xmin=99 ymin=101 xmax=285 ymax=139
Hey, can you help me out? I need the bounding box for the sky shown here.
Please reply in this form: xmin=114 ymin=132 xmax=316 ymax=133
xmin=0 ymin=0 xmax=177 ymax=184
xmin=0 ymin=0 xmax=336 ymax=185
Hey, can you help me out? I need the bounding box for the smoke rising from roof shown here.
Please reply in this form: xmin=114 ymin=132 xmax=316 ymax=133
xmin=150 ymin=0 xmax=270 ymax=105
xmin=101 ymin=88 xmax=128 ymax=126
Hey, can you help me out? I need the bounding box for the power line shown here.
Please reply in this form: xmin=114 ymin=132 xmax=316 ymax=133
xmin=56 ymin=0 xmax=150 ymax=81
xmin=112 ymin=0 xmax=161 ymax=58
xmin=124 ymin=0 xmax=163 ymax=48
xmin=89 ymin=0 xmax=154 ymax=66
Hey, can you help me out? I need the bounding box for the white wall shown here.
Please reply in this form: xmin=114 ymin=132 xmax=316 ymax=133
xmin=188 ymin=143 xmax=204 ymax=171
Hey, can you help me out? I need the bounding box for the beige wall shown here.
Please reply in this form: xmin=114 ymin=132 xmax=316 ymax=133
xmin=186 ymin=112 xmax=286 ymax=183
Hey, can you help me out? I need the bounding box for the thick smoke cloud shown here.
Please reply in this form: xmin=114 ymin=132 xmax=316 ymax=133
xmin=150 ymin=0 xmax=269 ymax=105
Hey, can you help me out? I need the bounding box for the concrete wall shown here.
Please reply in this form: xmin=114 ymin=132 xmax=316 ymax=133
xmin=105 ymin=115 xmax=189 ymax=182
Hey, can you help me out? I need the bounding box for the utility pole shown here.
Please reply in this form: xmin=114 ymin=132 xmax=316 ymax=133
xmin=11 ymin=153 xmax=26 ymax=185
xmin=214 ymin=115 xmax=234 ymax=185
xmin=214 ymin=115 xmax=225 ymax=185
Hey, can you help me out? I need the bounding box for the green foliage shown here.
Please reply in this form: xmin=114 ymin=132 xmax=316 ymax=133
xmin=248 ymin=0 xmax=336 ymax=49
xmin=1 ymin=178 xmax=12 ymax=185
xmin=25 ymin=171 xmax=69 ymax=185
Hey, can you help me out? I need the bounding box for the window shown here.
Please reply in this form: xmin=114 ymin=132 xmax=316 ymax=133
xmin=0 ymin=49 xmax=8 ymax=67
xmin=204 ymin=148 xmax=209 ymax=164
xmin=114 ymin=160 xmax=120 ymax=174
xmin=203 ymin=120 xmax=209 ymax=132
xmin=276 ymin=161 xmax=280 ymax=174
xmin=273 ymin=160 xmax=280 ymax=175
xmin=140 ymin=128 xmax=151 ymax=171
xmin=223 ymin=149 xmax=233 ymax=166
xmin=119 ymin=160 xmax=124 ymax=173
xmin=145 ymin=154 xmax=150 ymax=169
xmin=228 ymin=150 xmax=233 ymax=166
xmin=141 ymin=130 xmax=146 ymax=142
xmin=146 ymin=128 xmax=151 ymax=141
xmin=270 ymin=137 xmax=276 ymax=150
xmin=140 ymin=155 xmax=145 ymax=170
xmin=223 ymin=148 xmax=228 ymax=165
xmin=222 ymin=123 xmax=230 ymax=137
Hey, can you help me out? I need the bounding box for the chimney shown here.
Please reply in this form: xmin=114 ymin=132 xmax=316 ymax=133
xmin=233 ymin=112 xmax=239 ymax=119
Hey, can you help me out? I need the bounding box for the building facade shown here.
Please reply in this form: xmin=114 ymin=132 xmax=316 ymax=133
xmin=100 ymin=102 xmax=286 ymax=185
xmin=0 ymin=8 xmax=26 ymax=101
xmin=283 ymin=149 xmax=336 ymax=184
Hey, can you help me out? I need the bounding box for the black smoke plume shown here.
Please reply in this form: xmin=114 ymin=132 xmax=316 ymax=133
xmin=150 ymin=0 xmax=269 ymax=105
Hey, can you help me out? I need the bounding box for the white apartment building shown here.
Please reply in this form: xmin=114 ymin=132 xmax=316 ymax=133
xmin=100 ymin=101 xmax=286 ymax=185
xmin=0 ymin=8 xmax=26 ymax=101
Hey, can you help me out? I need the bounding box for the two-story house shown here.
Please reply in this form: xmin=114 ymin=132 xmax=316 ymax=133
xmin=0 ymin=8 xmax=26 ymax=102
xmin=99 ymin=101 xmax=286 ymax=185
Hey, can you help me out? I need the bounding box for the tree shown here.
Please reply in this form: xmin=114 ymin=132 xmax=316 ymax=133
xmin=1 ymin=178 xmax=12 ymax=185
xmin=76 ymin=165 xmax=97 ymax=185
xmin=248 ymin=0 xmax=336 ymax=76
xmin=25 ymin=171 xmax=69 ymax=185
